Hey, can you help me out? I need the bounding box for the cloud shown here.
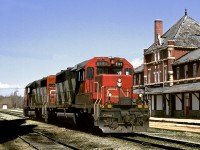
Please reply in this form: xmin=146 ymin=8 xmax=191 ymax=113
xmin=0 ymin=82 xmax=24 ymax=96
xmin=0 ymin=82 xmax=21 ymax=88
xmin=130 ymin=58 xmax=143 ymax=68
xmin=0 ymin=82 xmax=10 ymax=88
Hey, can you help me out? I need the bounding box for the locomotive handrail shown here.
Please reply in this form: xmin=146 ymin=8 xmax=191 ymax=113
xmin=93 ymin=82 xmax=99 ymax=105
xmin=100 ymin=86 xmax=104 ymax=103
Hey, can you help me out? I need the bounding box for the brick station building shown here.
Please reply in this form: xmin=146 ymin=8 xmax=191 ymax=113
xmin=134 ymin=10 xmax=200 ymax=118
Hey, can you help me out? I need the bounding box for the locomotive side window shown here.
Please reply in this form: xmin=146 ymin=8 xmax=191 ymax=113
xmin=28 ymin=87 xmax=30 ymax=93
xmin=125 ymin=68 xmax=132 ymax=75
xmin=78 ymin=70 xmax=85 ymax=82
xmin=87 ymin=67 xmax=94 ymax=80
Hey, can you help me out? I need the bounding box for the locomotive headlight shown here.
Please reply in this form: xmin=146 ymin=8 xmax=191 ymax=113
xmin=117 ymin=78 xmax=122 ymax=88
xmin=108 ymin=93 xmax=112 ymax=98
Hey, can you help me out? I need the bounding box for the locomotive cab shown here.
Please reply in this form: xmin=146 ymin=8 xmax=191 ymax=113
xmin=83 ymin=57 xmax=150 ymax=133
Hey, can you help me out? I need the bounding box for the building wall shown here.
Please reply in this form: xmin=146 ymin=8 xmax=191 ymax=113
xmin=142 ymin=16 xmax=200 ymax=118
xmin=171 ymin=50 xmax=189 ymax=60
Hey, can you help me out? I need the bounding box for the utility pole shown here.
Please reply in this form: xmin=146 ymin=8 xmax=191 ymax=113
xmin=14 ymin=89 xmax=18 ymax=108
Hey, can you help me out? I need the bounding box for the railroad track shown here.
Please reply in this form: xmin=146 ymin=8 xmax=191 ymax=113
xmin=0 ymin=110 xmax=80 ymax=150
xmin=113 ymin=132 xmax=200 ymax=150
xmin=18 ymin=130 xmax=80 ymax=150
xmin=2 ymin=109 xmax=200 ymax=149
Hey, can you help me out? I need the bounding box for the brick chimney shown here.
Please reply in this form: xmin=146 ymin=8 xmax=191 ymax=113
xmin=154 ymin=19 xmax=163 ymax=43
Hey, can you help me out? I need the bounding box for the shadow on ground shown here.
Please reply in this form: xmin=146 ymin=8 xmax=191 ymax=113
xmin=0 ymin=119 xmax=37 ymax=144
xmin=47 ymin=117 xmax=104 ymax=136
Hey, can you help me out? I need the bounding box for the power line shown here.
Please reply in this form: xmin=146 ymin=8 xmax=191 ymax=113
xmin=0 ymin=88 xmax=24 ymax=90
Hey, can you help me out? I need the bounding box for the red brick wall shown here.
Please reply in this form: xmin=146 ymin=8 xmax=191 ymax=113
xmin=172 ymin=50 xmax=189 ymax=60
xmin=173 ymin=61 xmax=200 ymax=80
xmin=154 ymin=20 xmax=163 ymax=42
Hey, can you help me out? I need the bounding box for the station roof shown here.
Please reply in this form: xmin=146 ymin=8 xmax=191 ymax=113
xmin=136 ymin=82 xmax=200 ymax=95
xmin=133 ymin=86 xmax=169 ymax=94
xmin=145 ymin=13 xmax=200 ymax=55
xmin=163 ymin=82 xmax=200 ymax=93
xmin=134 ymin=64 xmax=144 ymax=73
xmin=173 ymin=48 xmax=200 ymax=65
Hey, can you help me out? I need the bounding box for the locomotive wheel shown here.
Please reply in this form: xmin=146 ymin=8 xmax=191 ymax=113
xmin=76 ymin=112 xmax=94 ymax=131
xmin=23 ymin=108 xmax=29 ymax=117
xmin=35 ymin=108 xmax=42 ymax=120
xmin=48 ymin=110 xmax=57 ymax=122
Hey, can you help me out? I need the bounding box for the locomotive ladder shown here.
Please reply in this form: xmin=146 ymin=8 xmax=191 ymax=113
xmin=93 ymin=82 xmax=101 ymax=120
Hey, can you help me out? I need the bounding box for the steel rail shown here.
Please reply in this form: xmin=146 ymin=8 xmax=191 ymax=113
xmin=0 ymin=110 xmax=80 ymax=150
xmin=113 ymin=135 xmax=183 ymax=150
xmin=134 ymin=132 xmax=200 ymax=148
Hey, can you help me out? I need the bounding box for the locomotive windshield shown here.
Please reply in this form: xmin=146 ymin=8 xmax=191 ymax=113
xmin=97 ymin=67 xmax=122 ymax=75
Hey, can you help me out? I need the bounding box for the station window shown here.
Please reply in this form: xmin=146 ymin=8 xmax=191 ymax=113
xmin=134 ymin=75 xmax=136 ymax=85
xmin=154 ymin=52 xmax=157 ymax=61
xmin=154 ymin=71 xmax=157 ymax=83
xmin=164 ymin=66 xmax=168 ymax=81
xmin=157 ymin=51 xmax=160 ymax=60
xmin=148 ymin=69 xmax=151 ymax=84
xmin=87 ymin=67 xmax=94 ymax=80
xmin=184 ymin=65 xmax=188 ymax=79
xmin=138 ymin=74 xmax=141 ymax=85
xmin=193 ymin=63 xmax=197 ymax=78
xmin=157 ymin=69 xmax=160 ymax=83
xmin=176 ymin=67 xmax=180 ymax=80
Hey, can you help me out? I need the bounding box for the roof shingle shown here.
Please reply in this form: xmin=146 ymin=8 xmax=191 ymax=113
xmin=145 ymin=14 xmax=200 ymax=55
xmin=173 ymin=48 xmax=200 ymax=65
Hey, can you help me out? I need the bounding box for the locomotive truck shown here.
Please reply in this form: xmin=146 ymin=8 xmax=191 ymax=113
xmin=24 ymin=57 xmax=149 ymax=133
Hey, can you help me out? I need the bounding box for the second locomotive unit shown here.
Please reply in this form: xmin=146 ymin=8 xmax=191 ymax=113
xmin=24 ymin=57 xmax=149 ymax=133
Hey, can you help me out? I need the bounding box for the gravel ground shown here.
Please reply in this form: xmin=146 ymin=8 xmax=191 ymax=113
xmin=149 ymin=122 xmax=200 ymax=143
xmin=0 ymin=113 xmax=154 ymax=150
xmin=150 ymin=121 xmax=200 ymax=133
xmin=0 ymin=139 xmax=35 ymax=150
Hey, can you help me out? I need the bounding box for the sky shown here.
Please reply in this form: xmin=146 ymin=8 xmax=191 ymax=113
xmin=0 ymin=0 xmax=200 ymax=96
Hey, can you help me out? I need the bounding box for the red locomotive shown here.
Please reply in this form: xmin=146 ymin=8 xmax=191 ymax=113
xmin=24 ymin=57 xmax=149 ymax=133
